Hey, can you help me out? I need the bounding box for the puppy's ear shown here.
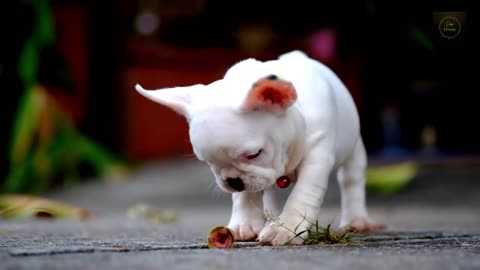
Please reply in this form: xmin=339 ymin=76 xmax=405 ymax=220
xmin=241 ymin=75 xmax=297 ymax=113
xmin=135 ymin=83 xmax=203 ymax=118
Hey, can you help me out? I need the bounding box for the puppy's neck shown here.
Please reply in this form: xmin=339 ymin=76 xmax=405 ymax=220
xmin=284 ymin=105 xmax=306 ymax=175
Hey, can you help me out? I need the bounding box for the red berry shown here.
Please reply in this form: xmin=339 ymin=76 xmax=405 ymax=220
xmin=276 ymin=176 xmax=290 ymax=188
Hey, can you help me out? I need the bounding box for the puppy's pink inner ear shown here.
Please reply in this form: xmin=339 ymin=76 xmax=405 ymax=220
xmin=243 ymin=78 xmax=297 ymax=111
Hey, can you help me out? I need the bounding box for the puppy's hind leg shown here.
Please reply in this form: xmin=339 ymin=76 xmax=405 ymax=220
xmin=337 ymin=138 xmax=385 ymax=232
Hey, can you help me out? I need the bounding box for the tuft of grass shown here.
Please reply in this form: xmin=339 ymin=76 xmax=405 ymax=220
xmin=266 ymin=211 xmax=351 ymax=246
xmin=302 ymin=222 xmax=351 ymax=245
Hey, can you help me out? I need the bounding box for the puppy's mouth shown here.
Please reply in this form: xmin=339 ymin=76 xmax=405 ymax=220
xmin=221 ymin=185 xmax=244 ymax=193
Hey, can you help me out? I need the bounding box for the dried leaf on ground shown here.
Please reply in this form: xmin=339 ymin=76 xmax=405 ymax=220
xmin=0 ymin=194 xmax=92 ymax=220
xmin=126 ymin=203 xmax=178 ymax=224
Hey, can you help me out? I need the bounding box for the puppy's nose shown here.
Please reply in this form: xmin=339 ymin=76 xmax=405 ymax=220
xmin=226 ymin=177 xmax=245 ymax=191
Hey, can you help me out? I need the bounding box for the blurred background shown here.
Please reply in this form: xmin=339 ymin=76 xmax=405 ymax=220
xmin=0 ymin=0 xmax=474 ymax=199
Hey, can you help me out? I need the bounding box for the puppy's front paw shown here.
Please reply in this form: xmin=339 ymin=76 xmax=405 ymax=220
xmin=227 ymin=218 xmax=264 ymax=241
xmin=257 ymin=219 xmax=306 ymax=246
xmin=341 ymin=217 xmax=386 ymax=233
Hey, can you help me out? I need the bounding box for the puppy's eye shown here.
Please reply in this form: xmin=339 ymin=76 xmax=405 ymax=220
xmin=246 ymin=149 xmax=263 ymax=160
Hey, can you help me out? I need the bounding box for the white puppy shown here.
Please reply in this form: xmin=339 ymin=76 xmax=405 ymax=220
xmin=135 ymin=50 xmax=382 ymax=245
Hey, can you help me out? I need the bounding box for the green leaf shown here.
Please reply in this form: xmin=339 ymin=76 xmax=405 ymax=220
xmin=17 ymin=0 xmax=55 ymax=87
xmin=17 ymin=40 xmax=38 ymax=87
xmin=34 ymin=0 xmax=56 ymax=45
xmin=73 ymin=133 xmax=129 ymax=179
xmin=2 ymin=153 xmax=36 ymax=193
xmin=8 ymin=87 xmax=42 ymax=167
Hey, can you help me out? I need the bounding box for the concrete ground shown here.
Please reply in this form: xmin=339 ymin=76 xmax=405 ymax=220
xmin=1 ymin=158 xmax=480 ymax=270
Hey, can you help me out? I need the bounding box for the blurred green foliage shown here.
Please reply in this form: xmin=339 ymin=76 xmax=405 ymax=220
xmin=366 ymin=161 xmax=418 ymax=195
xmin=1 ymin=0 xmax=128 ymax=194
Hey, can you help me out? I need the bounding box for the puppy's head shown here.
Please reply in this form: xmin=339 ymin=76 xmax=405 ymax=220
xmin=136 ymin=59 xmax=298 ymax=193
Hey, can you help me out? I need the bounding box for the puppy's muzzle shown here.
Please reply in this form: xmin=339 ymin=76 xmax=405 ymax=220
xmin=226 ymin=177 xmax=245 ymax=192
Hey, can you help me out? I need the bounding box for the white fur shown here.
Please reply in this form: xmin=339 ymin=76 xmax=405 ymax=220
xmin=135 ymin=50 xmax=380 ymax=245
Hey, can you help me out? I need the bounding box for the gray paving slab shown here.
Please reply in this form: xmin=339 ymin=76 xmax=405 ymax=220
xmin=1 ymin=230 xmax=479 ymax=270
xmin=1 ymin=159 xmax=480 ymax=270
